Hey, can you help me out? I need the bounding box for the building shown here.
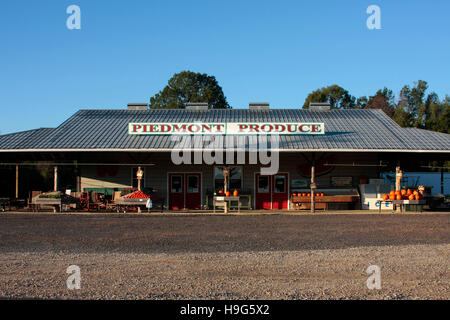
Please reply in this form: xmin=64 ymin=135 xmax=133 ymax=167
xmin=0 ymin=103 xmax=449 ymax=210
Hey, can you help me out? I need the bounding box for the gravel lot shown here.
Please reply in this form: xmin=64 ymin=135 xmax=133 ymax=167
xmin=0 ymin=213 xmax=448 ymax=299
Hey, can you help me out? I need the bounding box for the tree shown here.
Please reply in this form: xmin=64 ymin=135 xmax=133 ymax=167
xmin=364 ymin=88 xmax=396 ymax=117
xmin=150 ymin=71 xmax=230 ymax=109
xmin=302 ymin=85 xmax=357 ymax=109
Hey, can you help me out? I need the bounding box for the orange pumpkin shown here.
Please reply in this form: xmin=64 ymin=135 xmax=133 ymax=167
xmin=401 ymin=190 xmax=407 ymax=196
xmin=396 ymin=194 xmax=402 ymax=200
xmin=414 ymin=194 xmax=420 ymax=200
xmin=382 ymin=194 xmax=389 ymax=200
xmin=233 ymin=190 xmax=239 ymax=197
xmin=302 ymin=193 xmax=307 ymax=197
xmin=218 ymin=190 xmax=224 ymax=195
xmin=390 ymin=190 xmax=395 ymax=195
xmin=413 ymin=190 xmax=419 ymax=196
xmin=225 ymin=191 xmax=231 ymax=197
xmin=307 ymin=193 xmax=311 ymax=197
xmin=320 ymin=193 xmax=324 ymax=197
xmin=389 ymin=194 xmax=396 ymax=200
xmin=406 ymin=189 xmax=412 ymax=196
xmin=408 ymin=194 xmax=415 ymax=200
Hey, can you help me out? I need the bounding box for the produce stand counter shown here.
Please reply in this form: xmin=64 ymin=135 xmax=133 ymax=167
xmin=291 ymin=188 xmax=360 ymax=210
xmin=376 ymin=199 xmax=426 ymax=213
xmin=213 ymin=196 xmax=241 ymax=213
xmin=31 ymin=196 xmax=79 ymax=212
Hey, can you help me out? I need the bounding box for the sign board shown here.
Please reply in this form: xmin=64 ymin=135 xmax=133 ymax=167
xmin=128 ymin=122 xmax=325 ymax=135
xmin=331 ymin=176 xmax=353 ymax=187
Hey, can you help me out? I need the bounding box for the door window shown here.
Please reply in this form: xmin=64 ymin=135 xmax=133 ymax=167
xmin=171 ymin=175 xmax=183 ymax=193
xmin=187 ymin=175 xmax=199 ymax=193
xmin=258 ymin=176 xmax=270 ymax=193
xmin=274 ymin=175 xmax=286 ymax=193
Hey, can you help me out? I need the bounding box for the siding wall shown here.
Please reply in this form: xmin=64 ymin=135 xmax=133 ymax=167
xmin=80 ymin=152 xmax=380 ymax=208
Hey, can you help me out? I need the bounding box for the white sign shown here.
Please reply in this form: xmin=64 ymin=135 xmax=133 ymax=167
xmin=129 ymin=122 xmax=325 ymax=135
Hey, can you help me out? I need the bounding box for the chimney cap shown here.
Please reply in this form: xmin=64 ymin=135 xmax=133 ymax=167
xmin=249 ymin=102 xmax=270 ymax=111
xmin=309 ymin=102 xmax=331 ymax=111
xmin=127 ymin=103 xmax=149 ymax=110
xmin=186 ymin=102 xmax=209 ymax=111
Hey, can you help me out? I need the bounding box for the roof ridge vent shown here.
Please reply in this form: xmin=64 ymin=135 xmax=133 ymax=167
xmin=249 ymin=102 xmax=270 ymax=111
xmin=127 ymin=103 xmax=149 ymax=111
xmin=309 ymin=102 xmax=331 ymax=111
xmin=186 ymin=102 xmax=209 ymax=111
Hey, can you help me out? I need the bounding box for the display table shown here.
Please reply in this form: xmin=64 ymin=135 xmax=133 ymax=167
xmin=376 ymin=199 xmax=426 ymax=213
xmin=213 ymin=196 xmax=241 ymax=213
xmin=291 ymin=195 xmax=360 ymax=210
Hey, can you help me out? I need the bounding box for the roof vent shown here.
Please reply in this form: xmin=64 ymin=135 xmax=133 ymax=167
xmin=249 ymin=102 xmax=270 ymax=111
xmin=309 ymin=102 xmax=331 ymax=111
xmin=127 ymin=103 xmax=149 ymax=111
xmin=186 ymin=102 xmax=209 ymax=111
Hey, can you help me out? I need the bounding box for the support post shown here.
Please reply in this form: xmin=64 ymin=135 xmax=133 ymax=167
xmin=15 ymin=165 xmax=19 ymax=199
xmin=310 ymin=154 xmax=316 ymax=214
xmin=395 ymin=165 xmax=402 ymax=213
xmin=441 ymin=168 xmax=444 ymax=195
xmin=53 ymin=166 xmax=58 ymax=192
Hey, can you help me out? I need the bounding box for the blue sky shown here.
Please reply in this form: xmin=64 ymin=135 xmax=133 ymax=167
xmin=0 ymin=0 xmax=449 ymax=134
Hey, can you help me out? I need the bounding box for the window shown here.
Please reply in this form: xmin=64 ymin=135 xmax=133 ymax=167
xmin=274 ymin=175 xmax=286 ymax=193
xmin=258 ymin=176 xmax=269 ymax=193
xmin=171 ymin=175 xmax=183 ymax=193
xmin=187 ymin=175 xmax=199 ymax=193
xmin=214 ymin=167 xmax=242 ymax=192
xmin=131 ymin=167 xmax=145 ymax=188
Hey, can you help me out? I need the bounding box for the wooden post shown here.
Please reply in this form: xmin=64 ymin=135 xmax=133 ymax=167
xmin=395 ymin=165 xmax=402 ymax=213
xmin=310 ymin=155 xmax=316 ymax=214
xmin=53 ymin=166 xmax=58 ymax=192
xmin=441 ymin=168 xmax=444 ymax=195
xmin=223 ymin=167 xmax=229 ymax=214
xmin=15 ymin=165 xmax=19 ymax=199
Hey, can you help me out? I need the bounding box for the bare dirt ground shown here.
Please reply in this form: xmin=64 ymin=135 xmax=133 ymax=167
xmin=0 ymin=212 xmax=448 ymax=299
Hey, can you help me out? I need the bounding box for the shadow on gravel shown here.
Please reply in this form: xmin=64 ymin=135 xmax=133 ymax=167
xmin=0 ymin=214 xmax=448 ymax=254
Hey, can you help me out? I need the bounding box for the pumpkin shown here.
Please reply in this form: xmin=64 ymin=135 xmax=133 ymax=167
xmin=225 ymin=191 xmax=231 ymax=197
xmin=413 ymin=190 xmax=419 ymax=196
xmin=233 ymin=190 xmax=239 ymax=197
xmin=396 ymin=194 xmax=402 ymax=200
xmin=307 ymin=193 xmax=311 ymax=197
xmin=406 ymin=189 xmax=412 ymax=196
xmin=302 ymin=193 xmax=307 ymax=197
xmin=389 ymin=190 xmax=395 ymax=195
xmin=389 ymin=194 xmax=396 ymax=200
xmin=316 ymin=193 xmax=320 ymax=197
xmin=218 ymin=190 xmax=224 ymax=195
xmin=401 ymin=190 xmax=407 ymax=196
xmin=414 ymin=194 xmax=420 ymax=200
xmin=382 ymin=194 xmax=389 ymax=200
xmin=408 ymin=194 xmax=415 ymax=200
xmin=320 ymin=193 xmax=324 ymax=197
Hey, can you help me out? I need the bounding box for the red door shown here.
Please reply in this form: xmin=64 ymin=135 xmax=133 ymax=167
xmin=272 ymin=174 xmax=288 ymax=209
xmin=168 ymin=173 xmax=202 ymax=210
xmin=255 ymin=174 xmax=272 ymax=210
xmin=255 ymin=173 xmax=288 ymax=210
xmin=169 ymin=174 xmax=184 ymax=210
xmin=185 ymin=174 xmax=201 ymax=209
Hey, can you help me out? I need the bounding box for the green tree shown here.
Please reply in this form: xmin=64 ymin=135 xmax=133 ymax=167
xmin=302 ymin=85 xmax=357 ymax=109
xmin=150 ymin=71 xmax=230 ymax=109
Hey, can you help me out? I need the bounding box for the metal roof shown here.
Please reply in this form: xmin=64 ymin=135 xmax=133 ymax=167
xmin=0 ymin=109 xmax=449 ymax=153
